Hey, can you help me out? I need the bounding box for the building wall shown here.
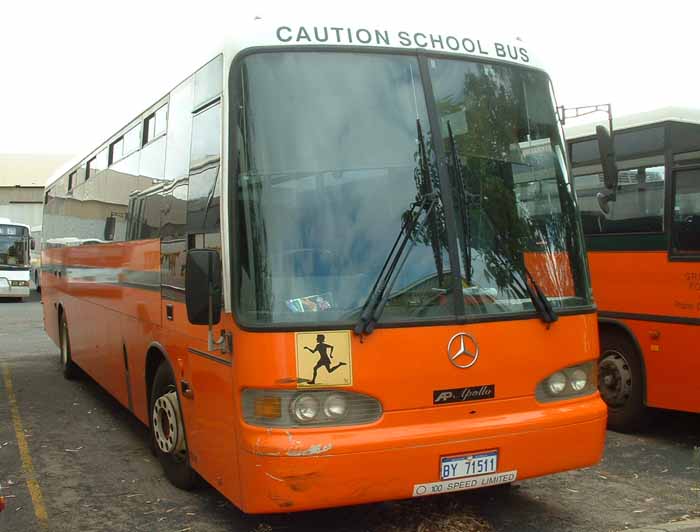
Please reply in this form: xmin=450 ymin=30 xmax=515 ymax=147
xmin=0 ymin=186 xmax=44 ymax=228
xmin=0 ymin=154 xmax=73 ymax=229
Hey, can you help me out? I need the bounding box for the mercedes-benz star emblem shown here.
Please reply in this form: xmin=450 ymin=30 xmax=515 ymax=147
xmin=447 ymin=332 xmax=479 ymax=369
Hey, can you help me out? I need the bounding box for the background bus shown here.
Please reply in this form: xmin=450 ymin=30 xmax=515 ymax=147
xmin=0 ymin=218 xmax=32 ymax=301
xmin=41 ymin=19 xmax=606 ymax=513
xmin=30 ymin=224 xmax=42 ymax=292
xmin=567 ymin=107 xmax=700 ymax=431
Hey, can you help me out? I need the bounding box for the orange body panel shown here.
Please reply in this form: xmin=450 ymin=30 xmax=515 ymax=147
xmin=42 ymin=240 xmax=607 ymax=513
xmin=588 ymin=251 xmax=700 ymax=413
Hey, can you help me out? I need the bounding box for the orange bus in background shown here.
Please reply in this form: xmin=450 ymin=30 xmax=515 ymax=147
xmin=567 ymin=108 xmax=700 ymax=432
xmin=41 ymin=18 xmax=606 ymax=514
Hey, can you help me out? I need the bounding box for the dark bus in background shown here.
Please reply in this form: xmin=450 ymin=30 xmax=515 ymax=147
xmin=567 ymin=107 xmax=700 ymax=431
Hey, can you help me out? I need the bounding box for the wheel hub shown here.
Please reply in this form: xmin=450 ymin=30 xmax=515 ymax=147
xmin=152 ymin=391 xmax=185 ymax=455
xmin=599 ymin=350 xmax=632 ymax=408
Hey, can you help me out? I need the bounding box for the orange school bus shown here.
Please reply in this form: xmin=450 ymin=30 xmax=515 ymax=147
xmin=41 ymin=18 xmax=606 ymax=513
xmin=567 ymin=108 xmax=700 ymax=432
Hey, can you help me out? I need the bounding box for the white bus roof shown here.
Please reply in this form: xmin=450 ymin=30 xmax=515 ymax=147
xmin=46 ymin=16 xmax=544 ymax=189
xmin=0 ymin=219 xmax=31 ymax=231
xmin=565 ymin=106 xmax=700 ymax=140
xmin=221 ymin=16 xmax=542 ymax=70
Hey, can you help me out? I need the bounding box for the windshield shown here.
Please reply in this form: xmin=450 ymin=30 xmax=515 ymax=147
xmin=233 ymin=51 xmax=591 ymax=327
xmin=430 ymin=58 xmax=590 ymax=315
xmin=0 ymin=225 xmax=30 ymax=268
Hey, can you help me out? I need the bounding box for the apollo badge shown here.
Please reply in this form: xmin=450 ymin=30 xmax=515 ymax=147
xmin=295 ymin=331 xmax=353 ymax=388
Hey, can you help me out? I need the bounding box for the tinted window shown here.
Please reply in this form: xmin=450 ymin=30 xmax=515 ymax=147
xmin=95 ymin=148 xmax=108 ymax=171
xmin=187 ymin=102 xmax=221 ymax=233
xmin=194 ymin=56 xmax=222 ymax=108
xmin=671 ymin=167 xmax=700 ymax=254
xmin=571 ymin=139 xmax=599 ymax=165
xmin=86 ymin=157 xmax=96 ymax=180
xmin=615 ymin=127 xmax=665 ymax=159
xmin=68 ymin=171 xmax=76 ymax=192
xmin=669 ymin=122 xmax=700 ymax=154
xmin=124 ymin=125 xmax=141 ymax=155
xmin=110 ymin=138 xmax=124 ymax=164
xmin=574 ymin=165 xmax=665 ymax=234
xmin=571 ymin=126 xmax=666 ymax=165
xmin=164 ymin=78 xmax=193 ymax=180
xmin=144 ymin=105 xmax=168 ymax=144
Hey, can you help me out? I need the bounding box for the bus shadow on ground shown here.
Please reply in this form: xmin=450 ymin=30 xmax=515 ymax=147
xmin=632 ymin=409 xmax=700 ymax=449
xmin=246 ymin=484 xmax=567 ymax=532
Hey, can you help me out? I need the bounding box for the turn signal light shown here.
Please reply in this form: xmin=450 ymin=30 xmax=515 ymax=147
xmin=254 ymin=396 xmax=282 ymax=419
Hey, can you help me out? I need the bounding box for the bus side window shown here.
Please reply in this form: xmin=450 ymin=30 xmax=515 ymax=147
xmin=671 ymin=167 xmax=700 ymax=255
xmin=186 ymin=101 xmax=222 ymax=240
xmin=573 ymin=165 xmax=665 ymax=235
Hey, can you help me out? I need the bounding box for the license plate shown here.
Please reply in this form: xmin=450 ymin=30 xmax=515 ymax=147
xmin=440 ymin=450 xmax=498 ymax=480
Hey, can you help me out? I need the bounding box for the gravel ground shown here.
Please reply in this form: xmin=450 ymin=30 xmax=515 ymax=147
xmin=0 ymin=294 xmax=699 ymax=531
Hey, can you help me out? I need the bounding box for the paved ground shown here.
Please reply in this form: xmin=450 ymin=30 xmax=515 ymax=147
xmin=1 ymin=294 xmax=699 ymax=532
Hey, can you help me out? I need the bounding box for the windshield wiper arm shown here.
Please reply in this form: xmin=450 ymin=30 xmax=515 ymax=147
xmin=354 ymin=119 xmax=442 ymax=337
xmin=523 ymin=267 xmax=558 ymax=325
xmin=446 ymin=120 xmax=472 ymax=284
xmin=443 ymin=123 xmax=557 ymax=326
xmin=354 ymin=190 xmax=439 ymax=336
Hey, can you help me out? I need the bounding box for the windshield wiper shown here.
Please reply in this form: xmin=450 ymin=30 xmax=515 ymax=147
xmin=522 ymin=267 xmax=558 ymax=325
xmin=354 ymin=118 xmax=439 ymax=337
xmin=443 ymin=121 xmax=557 ymax=326
xmin=353 ymin=190 xmax=438 ymax=336
xmin=446 ymin=120 xmax=472 ymax=285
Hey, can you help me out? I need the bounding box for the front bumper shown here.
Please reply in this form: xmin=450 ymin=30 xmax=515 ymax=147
xmin=0 ymin=285 xmax=30 ymax=298
xmin=237 ymin=394 xmax=607 ymax=513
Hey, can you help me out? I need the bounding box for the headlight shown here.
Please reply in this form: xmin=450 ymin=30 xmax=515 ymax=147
xmin=569 ymin=368 xmax=588 ymax=392
xmin=536 ymin=362 xmax=597 ymax=403
xmin=323 ymin=394 xmax=348 ymax=419
xmin=546 ymin=372 xmax=567 ymax=396
xmin=291 ymin=394 xmax=320 ymax=423
xmin=242 ymin=389 xmax=382 ymax=427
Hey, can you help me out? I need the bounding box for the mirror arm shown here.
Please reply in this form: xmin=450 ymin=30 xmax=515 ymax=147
xmin=206 ymin=259 xmax=231 ymax=354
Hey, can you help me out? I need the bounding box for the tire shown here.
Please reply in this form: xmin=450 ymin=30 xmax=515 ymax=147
xmin=59 ymin=313 xmax=80 ymax=380
xmin=598 ymin=330 xmax=646 ymax=433
xmin=150 ymin=362 xmax=198 ymax=490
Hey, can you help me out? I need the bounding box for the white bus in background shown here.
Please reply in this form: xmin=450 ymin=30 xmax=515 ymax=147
xmin=30 ymin=225 xmax=42 ymax=291
xmin=0 ymin=218 xmax=32 ymax=301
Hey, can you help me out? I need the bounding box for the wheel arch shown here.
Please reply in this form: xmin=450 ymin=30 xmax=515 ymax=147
xmin=598 ymin=317 xmax=648 ymax=405
xmin=145 ymin=342 xmax=172 ymax=412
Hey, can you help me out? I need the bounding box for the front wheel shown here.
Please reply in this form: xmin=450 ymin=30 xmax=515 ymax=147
xmin=598 ymin=331 xmax=646 ymax=432
xmin=150 ymin=362 xmax=198 ymax=490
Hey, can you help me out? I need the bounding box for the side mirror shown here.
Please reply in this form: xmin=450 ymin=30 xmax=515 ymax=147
xmin=104 ymin=216 xmax=116 ymax=241
xmin=30 ymin=238 xmax=36 ymax=251
xmin=596 ymin=125 xmax=618 ymax=214
xmin=185 ymin=249 xmax=222 ymax=326
xmin=596 ymin=125 xmax=618 ymax=191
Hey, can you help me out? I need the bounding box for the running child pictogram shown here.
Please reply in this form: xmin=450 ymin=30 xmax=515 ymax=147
xmin=295 ymin=331 xmax=352 ymax=387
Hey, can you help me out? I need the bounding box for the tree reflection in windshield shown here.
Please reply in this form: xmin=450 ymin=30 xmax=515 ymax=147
xmin=431 ymin=59 xmax=589 ymax=310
